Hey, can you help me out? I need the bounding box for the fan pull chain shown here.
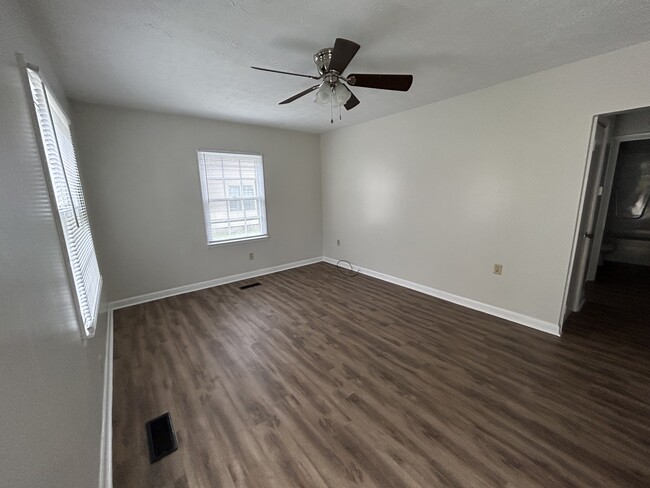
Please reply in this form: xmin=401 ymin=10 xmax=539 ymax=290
xmin=330 ymin=87 xmax=334 ymax=123
xmin=339 ymin=105 xmax=342 ymax=120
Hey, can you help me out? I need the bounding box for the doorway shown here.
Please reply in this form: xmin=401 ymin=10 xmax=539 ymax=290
xmin=564 ymin=106 xmax=650 ymax=330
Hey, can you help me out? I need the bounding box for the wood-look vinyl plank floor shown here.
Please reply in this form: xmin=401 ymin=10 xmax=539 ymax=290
xmin=112 ymin=262 xmax=650 ymax=487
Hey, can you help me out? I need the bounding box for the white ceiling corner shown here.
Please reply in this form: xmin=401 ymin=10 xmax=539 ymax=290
xmin=24 ymin=0 xmax=650 ymax=133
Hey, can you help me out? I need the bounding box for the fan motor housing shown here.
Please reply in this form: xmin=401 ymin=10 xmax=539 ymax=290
xmin=314 ymin=48 xmax=334 ymax=75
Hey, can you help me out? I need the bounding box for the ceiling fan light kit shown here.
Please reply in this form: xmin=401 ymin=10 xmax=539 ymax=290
xmin=315 ymin=82 xmax=351 ymax=107
xmin=251 ymin=38 xmax=413 ymax=123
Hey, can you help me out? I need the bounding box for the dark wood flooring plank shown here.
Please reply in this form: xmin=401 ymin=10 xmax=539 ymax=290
xmin=113 ymin=262 xmax=650 ymax=487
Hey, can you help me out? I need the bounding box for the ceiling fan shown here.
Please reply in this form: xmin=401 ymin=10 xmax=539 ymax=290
xmin=251 ymin=38 xmax=413 ymax=122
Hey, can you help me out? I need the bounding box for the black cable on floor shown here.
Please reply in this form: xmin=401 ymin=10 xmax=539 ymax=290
xmin=336 ymin=259 xmax=359 ymax=277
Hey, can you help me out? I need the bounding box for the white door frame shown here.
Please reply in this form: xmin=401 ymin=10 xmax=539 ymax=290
xmin=560 ymin=117 xmax=609 ymax=325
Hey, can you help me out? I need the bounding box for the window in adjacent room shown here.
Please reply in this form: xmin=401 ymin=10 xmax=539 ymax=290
xmin=228 ymin=185 xmax=243 ymax=212
xmin=197 ymin=150 xmax=268 ymax=245
xmin=242 ymin=184 xmax=257 ymax=211
xmin=22 ymin=59 xmax=102 ymax=338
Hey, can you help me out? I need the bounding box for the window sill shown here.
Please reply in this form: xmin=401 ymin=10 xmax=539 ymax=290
xmin=207 ymin=234 xmax=269 ymax=247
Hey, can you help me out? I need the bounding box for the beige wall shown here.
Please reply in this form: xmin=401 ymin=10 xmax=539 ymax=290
xmin=72 ymin=102 xmax=322 ymax=302
xmin=0 ymin=1 xmax=107 ymax=486
xmin=321 ymin=40 xmax=650 ymax=328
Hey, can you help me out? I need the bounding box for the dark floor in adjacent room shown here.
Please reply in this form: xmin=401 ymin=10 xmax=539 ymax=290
xmin=112 ymin=262 xmax=650 ymax=487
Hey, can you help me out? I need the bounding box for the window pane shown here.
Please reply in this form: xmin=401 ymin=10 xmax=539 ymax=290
xmin=223 ymin=162 xmax=240 ymax=179
xmin=209 ymin=200 xmax=228 ymax=221
xmin=240 ymin=162 xmax=256 ymax=179
xmin=212 ymin=226 xmax=230 ymax=241
xmin=207 ymin=179 xmax=225 ymax=198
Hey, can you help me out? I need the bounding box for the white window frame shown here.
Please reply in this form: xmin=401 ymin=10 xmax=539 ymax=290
xmin=196 ymin=150 xmax=269 ymax=246
xmin=19 ymin=54 xmax=102 ymax=338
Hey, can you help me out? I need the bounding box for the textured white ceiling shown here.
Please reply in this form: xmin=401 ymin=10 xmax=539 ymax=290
xmin=24 ymin=0 xmax=650 ymax=133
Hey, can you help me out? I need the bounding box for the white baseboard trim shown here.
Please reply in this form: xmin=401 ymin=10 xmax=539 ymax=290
xmin=323 ymin=257 xmax=560 ymax=336
xmin=109 ymin=255 xmax=560 ymax=336
xmin=109 ymin=257 xmax=323 ymax=310
xmin=98 ymin=307 xmax=114 ymax=488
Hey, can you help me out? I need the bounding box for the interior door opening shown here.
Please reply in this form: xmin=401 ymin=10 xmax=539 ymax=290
xmin=563 ymin=105 xmax=650 ymax=333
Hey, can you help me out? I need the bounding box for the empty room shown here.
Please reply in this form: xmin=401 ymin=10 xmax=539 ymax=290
xmin=3 ymin=0 xmax=650 ymax=487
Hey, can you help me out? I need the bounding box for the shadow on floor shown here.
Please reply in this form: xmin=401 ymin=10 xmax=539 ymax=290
xmin=563 ymin=262 xmax=650 ymax=349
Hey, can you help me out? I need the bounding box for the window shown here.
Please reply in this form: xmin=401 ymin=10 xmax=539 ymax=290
xmin=24 ymin=63 xmax=102 ymax=337
xmin=242 ymin=185 xmax=256 ymax=211
xmin=197 ymin=150 xmax=268 ymax=244
xmin=228 ymin=185 xmax=243 ymax=212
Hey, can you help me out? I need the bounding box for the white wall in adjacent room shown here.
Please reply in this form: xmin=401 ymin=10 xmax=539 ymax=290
xmin=0 ymin=1 xmax=107 ymax=486
xmin=72 ymin=102 xmax=322 ymax=302
xmin=321 ymin=40 xmax=650 ymax=328
xmin=614 ymin=107 xmax=650 ymax=136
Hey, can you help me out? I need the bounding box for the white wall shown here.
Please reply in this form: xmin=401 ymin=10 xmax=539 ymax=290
xmin=0 ymin=1 xmax=107 ymax=487
xmin=321 ymin=40 xmax=650 ymax=328
xmin=71 ymin=103 xmax=322 ymax=302
xmin=614 ymin=107 xmax=650 ymax=136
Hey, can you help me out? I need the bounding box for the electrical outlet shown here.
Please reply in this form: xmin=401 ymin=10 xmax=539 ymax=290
xmin=336 ymin=239 xmax=341 ymax=246
xmin=249 ymin=252 xmax=254 ymax=260
xmin=493 ymin=264 xmax=503 ymax=275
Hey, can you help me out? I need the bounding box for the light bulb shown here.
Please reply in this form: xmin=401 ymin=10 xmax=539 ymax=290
xmin=314 ymin=83 xmax=331 ymax=106
xmin=335 ymin=82 xmax=351 ymax=105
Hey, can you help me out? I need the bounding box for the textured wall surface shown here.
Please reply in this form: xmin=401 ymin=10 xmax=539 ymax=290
xmin=72 ymin=102 xmax=322 ymax=302
xmin=321 ymin=40 xmax=650 ymax=327
xmin=0 ymin=1 xmax=107 ymax=487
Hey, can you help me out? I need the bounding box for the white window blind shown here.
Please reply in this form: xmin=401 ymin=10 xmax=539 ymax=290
xmin=197 ymin=151 xmax=268 ymax=244
xmin=26 ymin=66 xmax=102 ymax=337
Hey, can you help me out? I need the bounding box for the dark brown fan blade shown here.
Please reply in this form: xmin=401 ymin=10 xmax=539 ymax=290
xmin=279 ymin=84 xmax=321 ymax=104
xmin=347 ymin=74 xmax=413 ymax=91
xmin=344 ymin=91 xmax=360 ymax=111
xmin=328 ymin=38 xmax=360 ymax=74
xmin=252 ymin=66 xmax=321 ymax=80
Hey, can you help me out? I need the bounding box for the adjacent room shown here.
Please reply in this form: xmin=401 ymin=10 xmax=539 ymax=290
xmin=2 ymin=0 xmax=650 ymax=487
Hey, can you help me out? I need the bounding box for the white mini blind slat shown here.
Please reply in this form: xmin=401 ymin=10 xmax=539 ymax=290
xmin=27 ymin=67 xmax=101 ymax=337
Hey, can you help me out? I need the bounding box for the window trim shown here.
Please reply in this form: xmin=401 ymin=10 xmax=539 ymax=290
xmin=196 ymin=149 xmax=270 ymax=246
xmin=206 ymin=234 xmax=269 ymax=247
xmin=18 ymin=53 xmax=102 ymax=338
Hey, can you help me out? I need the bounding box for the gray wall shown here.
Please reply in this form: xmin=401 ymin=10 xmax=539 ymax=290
xmin=321 ymin=40 xmax=650 ymax=328
xmin=71 ymin=102 xmax=322 ymax=302
xmin=0 ymin=1 xmax=107 ymax=487
xmin=614 ymin=107 xmax=650 ymax=136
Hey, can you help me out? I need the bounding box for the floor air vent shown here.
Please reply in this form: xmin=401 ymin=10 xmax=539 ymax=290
xmin=239 ymin=282 xmax=262 ymax=290
xmin=145 ymin=412 xmax=178 ymax=464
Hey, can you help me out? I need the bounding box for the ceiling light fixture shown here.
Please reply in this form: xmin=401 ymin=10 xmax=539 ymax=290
xmin=314 ymin=81 xmax=352 ymax=108
xmin=314 ymin=80 xmax=352 ymax=123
